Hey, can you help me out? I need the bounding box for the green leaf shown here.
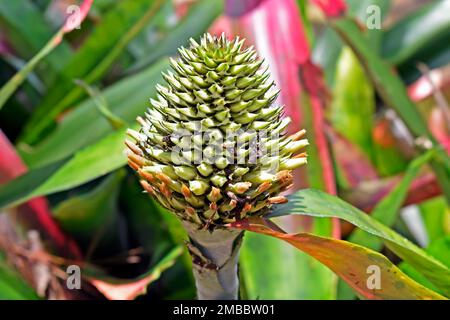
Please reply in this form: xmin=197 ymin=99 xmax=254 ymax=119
xmin=53 ymin=170 xmax=125 ymax=253
xmin=83 ymin=246 xmax=184 ymax=300
xmin=399 ymin=262 xmax=440 ymax=295
xmin=20 ymin=0 xmax=165 ymax=144
xmin=313 ymin=28 xmax=342 ymax=86
xmin=329 ymin=47 xmax=375 ymax=162
xmin=349 ymin=148 xmax=437 ymax=250
xmin=233 ymin=219 xmax=445 ymax=300
xmin=339 ymin=149 xmax=436 ymax=300
xmin=398 ymin=41 xmax=450 ymax=84
xmin=0 ymin=127 xmax=129 ymax=209
xmin=127 ymin=0 xmax=223 ymax=73
xmin=382 ymin=0 xmax=450 ymax=66
xmin=240 ymin=231 xmax=336 ymax=299
xmin=331 ymin=17 xmax=450 ymax=202
xmin=427 ymin=235 xmax=450 ymax=269
xmin=0 ymin=253 xmax=39 ymax=300
xmin=313 ymin=0 xmax=390 ymax=85
xmin=19 ymin=59 xmax=169 ymax=168
xmin=332 ymin=18 xmax=429 ymax=138
xmin=74 ymin=79 xmax=127 ymax=130
xmin=0 ymin=0 xmax=72 ymax=84
xmin=269 ymin=188 xmax=450 ymax=297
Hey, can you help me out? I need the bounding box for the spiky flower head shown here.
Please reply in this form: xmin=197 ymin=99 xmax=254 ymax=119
xmin=126 ymin=33 xmax=308 ymax=229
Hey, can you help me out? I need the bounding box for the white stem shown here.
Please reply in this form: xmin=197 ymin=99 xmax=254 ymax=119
xmin=183 ymin=221 xmax=243 ymax=300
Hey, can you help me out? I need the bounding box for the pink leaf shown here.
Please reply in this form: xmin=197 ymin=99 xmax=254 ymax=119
xmin=310 ymin=0 xmax=347 ymax=18
xmin=0 ymin=131 xmax=82 ymax=259
xmin=229 ymin=217 xmax=445 ymax=300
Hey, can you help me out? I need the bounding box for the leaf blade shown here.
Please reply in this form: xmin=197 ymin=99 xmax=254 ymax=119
xmin=269 ymin=188 xmax=450 ymax=296
xmin=232 ymin=219 xmax=445 ymax=300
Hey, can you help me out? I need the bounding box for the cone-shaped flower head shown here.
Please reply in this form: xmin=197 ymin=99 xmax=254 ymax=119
xmin=126 ymin=33 xmax=308 ymax=229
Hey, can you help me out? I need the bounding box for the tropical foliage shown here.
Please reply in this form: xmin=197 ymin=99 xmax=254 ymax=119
xmin=0 ymin=0 xmax=449 ymax=300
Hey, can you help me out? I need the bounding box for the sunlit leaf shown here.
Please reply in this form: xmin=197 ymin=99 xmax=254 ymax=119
xmin=269 ymin=188 xmax=450 ymax=296
xmin=232 ymin=218 xmax=445 ymax=300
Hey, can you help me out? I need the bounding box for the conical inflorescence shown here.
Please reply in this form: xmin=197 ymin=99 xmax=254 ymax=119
xmin=126 ymin=33 xmax=308 ymax=229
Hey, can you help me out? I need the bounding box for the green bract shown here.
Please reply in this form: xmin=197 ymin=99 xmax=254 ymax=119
xmin=126 ymin=33 xmax=308 ymax=228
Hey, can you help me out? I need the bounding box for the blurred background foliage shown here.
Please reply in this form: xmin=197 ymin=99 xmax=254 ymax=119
xmin=0 ymin=0 xmax=449 ymax=300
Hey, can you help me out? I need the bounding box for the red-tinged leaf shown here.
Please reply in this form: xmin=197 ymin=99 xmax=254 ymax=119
xmin=298 ymin=62 xmax=339 ymax=237
xmin=310 ymin=0 xmax=347 ymax=18
xmin=326 ymin=124 xmax=378 ymax=188
xmin=88 ymin=246 xmax=182 ymax=300
xmin=0 ymin=131 xmax=81 ymax=259
xmin=230 ymin=218 xmax=446 ymax=300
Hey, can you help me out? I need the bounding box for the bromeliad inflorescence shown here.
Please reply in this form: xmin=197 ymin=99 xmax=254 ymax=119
xmin=125 ymin=33 xmax=308 ymax=231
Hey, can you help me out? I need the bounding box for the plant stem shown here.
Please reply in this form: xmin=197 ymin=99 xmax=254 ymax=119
xmin=183 ymin=221 xmax=243 ymax=300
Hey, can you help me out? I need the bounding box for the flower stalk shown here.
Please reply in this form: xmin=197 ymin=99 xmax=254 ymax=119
xmin=184 ymin=222 xmax=243 ymax=299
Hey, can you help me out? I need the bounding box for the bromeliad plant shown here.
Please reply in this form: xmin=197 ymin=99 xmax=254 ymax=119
xmin=125 ymin=33 xmax=449 ymax=300
xmin=1 ymin=0 xmax=450 ymax=301
xmin=126 ymin=33 xmax=309 ymax=299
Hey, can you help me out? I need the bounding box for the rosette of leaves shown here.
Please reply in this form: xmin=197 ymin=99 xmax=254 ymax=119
xmin=125 ymin=33 xmax=308 ymax=300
